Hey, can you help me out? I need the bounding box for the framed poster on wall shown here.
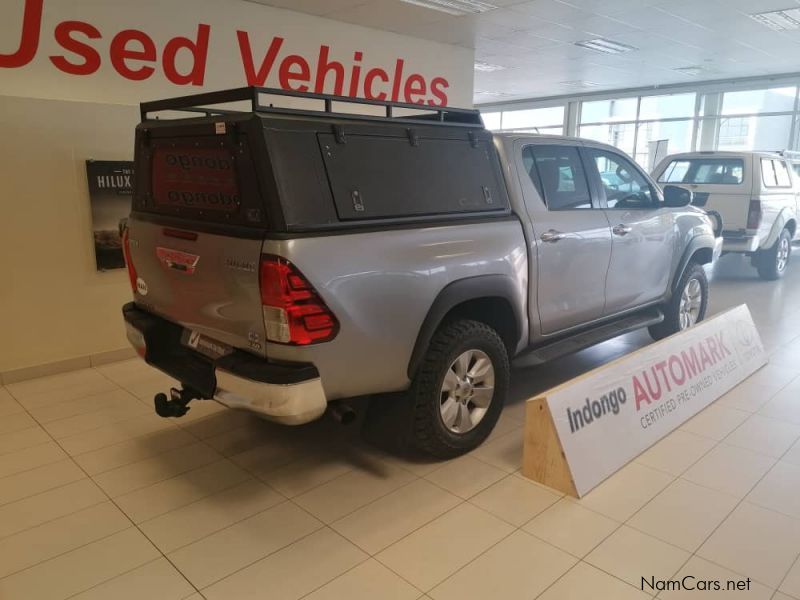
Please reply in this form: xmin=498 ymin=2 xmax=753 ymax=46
xmin=86 ymin=160 xmax=134 ymax=271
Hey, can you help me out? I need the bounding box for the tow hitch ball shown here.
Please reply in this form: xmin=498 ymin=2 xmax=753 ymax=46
xmin=154 ymin=386 xmax=202 ymax=418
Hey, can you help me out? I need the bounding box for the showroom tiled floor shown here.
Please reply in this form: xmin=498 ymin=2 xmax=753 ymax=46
xmin=2 ymin=253 xmax=800 ymax=599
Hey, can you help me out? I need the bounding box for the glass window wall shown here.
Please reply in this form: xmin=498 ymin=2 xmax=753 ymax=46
xmin=480 ymin=83 xmax=800 ymax=170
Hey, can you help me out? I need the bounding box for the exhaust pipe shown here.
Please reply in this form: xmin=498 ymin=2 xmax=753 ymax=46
xmin=327 ymin=401 xmax=356 ymax=425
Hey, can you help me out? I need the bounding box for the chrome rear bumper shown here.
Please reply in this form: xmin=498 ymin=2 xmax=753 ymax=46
xmin=214 ymin=371 xmax=327 ymax=425
xmin=123 ymin=302 xmax=327 ymax=426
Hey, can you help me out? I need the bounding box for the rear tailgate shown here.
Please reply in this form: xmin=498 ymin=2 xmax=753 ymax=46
xmin=127 ymin=115 xmax=269 ymax=357
xmin=127 ymin=220 xmax=266 ymax=356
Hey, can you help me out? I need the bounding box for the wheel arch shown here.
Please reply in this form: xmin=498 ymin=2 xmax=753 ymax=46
xmin=761 ymin=209 xmax=797 ymax=249
xmin=407 ymin=276 xmax=524 ymax=380
xmin=668 ymin=234 xmax=715 ymax=297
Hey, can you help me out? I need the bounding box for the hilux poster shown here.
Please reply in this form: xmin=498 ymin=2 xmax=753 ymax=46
xmin=86 ymin=160 xmax=133 ymax=271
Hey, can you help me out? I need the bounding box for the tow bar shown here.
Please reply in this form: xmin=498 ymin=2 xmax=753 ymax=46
xmin=154 ymin=386 xmax=203 ymax=418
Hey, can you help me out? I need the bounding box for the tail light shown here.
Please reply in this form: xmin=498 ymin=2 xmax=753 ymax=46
xmin=259 ymin=256 xmax=338 ymax=345
xmin=121 ymin=228 xmax=138 ymax=294
xmin=747 ymin=200 xmax=762 ymax=230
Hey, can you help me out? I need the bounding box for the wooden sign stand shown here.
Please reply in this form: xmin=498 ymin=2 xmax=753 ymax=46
xmin=522 ymin=397 xmax=578 ymax=497
xmin=519 ymin=305 xmax=767 ymax=498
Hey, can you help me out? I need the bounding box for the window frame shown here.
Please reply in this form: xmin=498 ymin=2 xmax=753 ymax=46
xmin=582 ymin=146 xmax=660 ymax=210
xmin=521 ymin=143 xmax=599 ymax=211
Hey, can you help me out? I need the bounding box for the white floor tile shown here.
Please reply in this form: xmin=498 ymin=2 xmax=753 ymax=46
xmin=698 ymin=501 xmax=800 ymax=587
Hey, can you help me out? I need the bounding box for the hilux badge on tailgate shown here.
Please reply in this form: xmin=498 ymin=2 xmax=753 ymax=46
xmin=156 ymin=247 xmax=200 ymax=274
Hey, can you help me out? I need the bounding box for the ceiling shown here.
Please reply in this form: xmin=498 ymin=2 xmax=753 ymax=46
xmin=249 ymin=0 xmax=800 ymax=105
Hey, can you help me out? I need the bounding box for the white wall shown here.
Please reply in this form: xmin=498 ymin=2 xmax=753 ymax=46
xmin=0 ymin=0 xmax=475 ymax=374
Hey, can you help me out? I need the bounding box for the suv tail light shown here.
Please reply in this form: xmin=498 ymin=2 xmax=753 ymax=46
xmin=259 ymin=256 xmax=338 ymax=345
xmin=121 ymin=228 xmax=138 ymax=294
xmin=747 ymin=199 xmax=762 ymax=230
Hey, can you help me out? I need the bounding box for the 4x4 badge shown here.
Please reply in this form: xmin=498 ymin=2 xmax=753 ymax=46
xmin=156 ymin=247 xmax=200 ymax=274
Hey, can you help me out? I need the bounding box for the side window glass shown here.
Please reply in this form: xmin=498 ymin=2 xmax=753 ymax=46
xmin=775 ymin=160 xmax=792 ymax=187
xmin=589 ymin=149 xmax=655 ymax=209
xmin=522 ymin=145 xmax=592 ymax=210
xmin=761 ymin=158 xmax=778 ymax=187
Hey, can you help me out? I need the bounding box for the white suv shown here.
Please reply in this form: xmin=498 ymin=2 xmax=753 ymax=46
xmin=653 ymin=151 xmax=799 ymax=280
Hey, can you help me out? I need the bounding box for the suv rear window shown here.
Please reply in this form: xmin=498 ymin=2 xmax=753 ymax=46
xmin=658 ymin=158 xmax=744 ymax=185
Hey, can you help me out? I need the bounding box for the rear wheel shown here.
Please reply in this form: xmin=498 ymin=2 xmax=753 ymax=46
xmin=648 ymin=262 xmax=708 ymax=341
xmin=755 ymin=228 xmax=791 ymax=281
xmin=407 ymin=319 xmax=509 ymax=458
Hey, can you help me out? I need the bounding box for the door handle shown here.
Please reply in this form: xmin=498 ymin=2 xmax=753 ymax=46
xmin=540 ymin=229 xmax=565 ymax=243
xmin=612 ymin=224 xmax=632 ymax=236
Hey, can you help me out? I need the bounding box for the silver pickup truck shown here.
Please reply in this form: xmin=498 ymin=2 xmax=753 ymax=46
xmin=121 ymin=87 xmax=719 ymax=458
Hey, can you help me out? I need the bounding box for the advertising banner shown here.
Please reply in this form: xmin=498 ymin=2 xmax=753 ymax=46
xmin=86 ymin=160 xmax=133 ymax=271
xmin=0 ymin=0 xmax=473 ymax=107
xmin=523 ymin=305 xmax=767 ymax=497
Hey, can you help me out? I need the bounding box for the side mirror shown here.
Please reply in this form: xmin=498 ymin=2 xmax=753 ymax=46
xmin=663 ymin=185 xmax=693 ymax=207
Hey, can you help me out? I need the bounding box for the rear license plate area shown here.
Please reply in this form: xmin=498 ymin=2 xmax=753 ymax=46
xmin=181 ymin=330 xmax=234 ymax=360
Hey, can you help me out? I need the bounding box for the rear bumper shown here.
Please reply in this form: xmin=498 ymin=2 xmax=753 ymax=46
xmin=721 ymin=232 xmax=760 ymax=253
xmin=122 ymin=303 xmax=327 ymax=425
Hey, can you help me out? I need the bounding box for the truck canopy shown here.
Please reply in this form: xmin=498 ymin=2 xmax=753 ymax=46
xmin=132 ymin=87 xmax=512 ymax=236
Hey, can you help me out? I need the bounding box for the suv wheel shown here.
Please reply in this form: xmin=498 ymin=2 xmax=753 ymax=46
xmin=756 ymin=228 xmax=791 ymax=281
xmin=648 ymin=262 xmax=708 ymax=341
xmin=408 ymin=319 xmax=509 ymax=458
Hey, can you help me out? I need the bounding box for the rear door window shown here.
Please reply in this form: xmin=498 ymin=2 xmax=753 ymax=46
xmin=658 ymin=158 xmax=744 ymax=185
xmin=523 ymin=145 xmax=593 ymax=210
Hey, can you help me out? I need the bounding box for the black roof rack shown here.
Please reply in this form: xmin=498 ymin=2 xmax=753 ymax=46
xmin=139 ymin=86 xmax=484 ymax=128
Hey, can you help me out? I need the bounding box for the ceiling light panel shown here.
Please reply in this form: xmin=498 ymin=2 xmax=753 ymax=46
xmin=474 ymin=89 xmax=515 ymax=97
xmin=575 ymin=37 xmax=638 ymax=54
xmin=750 ymin=7 xmax=800 ymax=30
xmin=474 ymin=61 xmax=507 ymax=72
xmin=673 ymin=66 xmax=706 ymax=76
xmin=398 ymin=0 xmax=498 ymax=16
xmin=559 ymin=80 xmax=600 ymax=87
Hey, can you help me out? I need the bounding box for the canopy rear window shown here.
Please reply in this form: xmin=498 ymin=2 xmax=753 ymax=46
xmin=134 ymin=133 xmax=267 ymax=227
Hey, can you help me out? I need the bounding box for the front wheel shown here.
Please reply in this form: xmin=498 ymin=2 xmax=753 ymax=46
xmin=407 ymin=319 xmax=509 ymax=458
xmin=755 ymin=228 xmax=791 ymax=280
xmin=648 ymin=262 xmax=708 ymax=341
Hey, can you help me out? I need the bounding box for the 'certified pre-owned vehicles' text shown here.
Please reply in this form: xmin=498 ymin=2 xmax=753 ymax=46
xmin=122 ymin=87 xmax=719 ymax=457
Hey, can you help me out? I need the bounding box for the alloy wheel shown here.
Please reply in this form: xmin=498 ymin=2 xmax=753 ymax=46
xmin=679 ymin=277 xmax=703 ymax=330
xmin=439 ymin=349 xmax=495 ymax=434
xmin=777 ymin=237 xmax=790 ymax=273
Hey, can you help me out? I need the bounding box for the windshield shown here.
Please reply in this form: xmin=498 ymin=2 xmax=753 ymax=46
xmin=658 ymin=158 xmax=744 ymax=185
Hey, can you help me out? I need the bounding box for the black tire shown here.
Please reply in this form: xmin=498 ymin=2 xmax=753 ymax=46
xmin=648 ymin=262 xmax=708 ymax=341
xmin=755 ymin=228 xmax=791 ymax=281
xmin=406 ymin=319 xmax=509 ymax=458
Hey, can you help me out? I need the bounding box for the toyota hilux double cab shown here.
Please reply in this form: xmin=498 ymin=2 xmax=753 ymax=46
xmin=121 ymin=87 xmax=719 ymax=458
xmin=654 ymin=151 xmax=800 ymax=280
